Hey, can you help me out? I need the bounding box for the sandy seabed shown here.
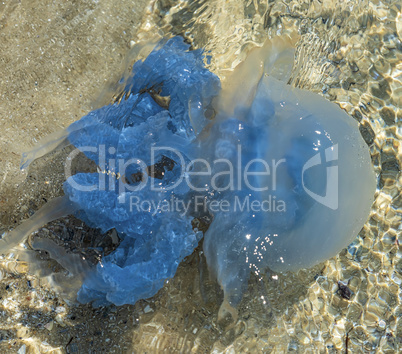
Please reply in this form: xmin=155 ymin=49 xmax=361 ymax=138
xmin=0 ymin=0 xmax=401 ymax=352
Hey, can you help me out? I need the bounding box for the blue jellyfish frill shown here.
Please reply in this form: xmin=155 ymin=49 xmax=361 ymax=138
xmin=63 ymin=37 xmax=220 ymax=306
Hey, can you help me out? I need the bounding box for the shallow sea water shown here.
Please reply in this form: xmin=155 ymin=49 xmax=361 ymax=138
xmin=0 ymin=0 xmax=401 ymax=352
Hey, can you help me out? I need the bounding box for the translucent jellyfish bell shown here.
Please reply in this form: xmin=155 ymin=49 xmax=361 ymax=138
xmin=200 ymin=36 xmax=376 ymax=311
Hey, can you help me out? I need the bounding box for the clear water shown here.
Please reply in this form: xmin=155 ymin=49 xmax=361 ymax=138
xmin=0 ymin=0 xmax=401 ymax=352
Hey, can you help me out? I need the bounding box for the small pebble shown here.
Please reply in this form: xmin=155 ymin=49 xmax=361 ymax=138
xmin=44 ymin=321 xmax=54 ymax=331
xmin=55 ymin=314 xmax=65 ymax=327
xmin=143 ymin=305 xmax=153 ymax=313
xmin=55 ymin=306 xmax=66 ymax=313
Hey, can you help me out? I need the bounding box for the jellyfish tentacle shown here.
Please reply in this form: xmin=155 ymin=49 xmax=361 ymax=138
xmin=0 ymin=196 xmax=78 ymax=254
xmin=20 ymin=129 xmax=70 ymax=170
